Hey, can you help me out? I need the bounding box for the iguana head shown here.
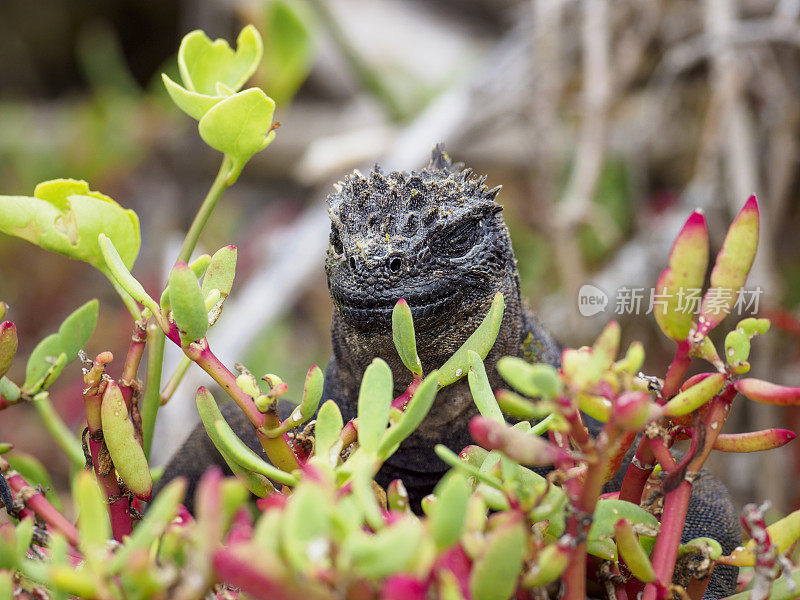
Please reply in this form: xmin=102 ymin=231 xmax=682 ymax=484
xmin=325 ymin=145 xmax=518 ymax=338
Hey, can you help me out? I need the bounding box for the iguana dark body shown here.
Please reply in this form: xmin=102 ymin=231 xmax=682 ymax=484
xmin=158 ymin=147 xmax=739 ymax=598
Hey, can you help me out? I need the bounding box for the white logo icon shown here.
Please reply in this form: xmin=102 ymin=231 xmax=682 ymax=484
xmin=578 ymin=284 xmax=608 ymax=317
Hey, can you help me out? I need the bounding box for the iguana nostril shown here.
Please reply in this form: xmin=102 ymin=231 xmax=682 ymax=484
xmin=388 ymin=257 xmax=403 ymax=273
xmin=349 ymin=256 xmax=357 ymax=271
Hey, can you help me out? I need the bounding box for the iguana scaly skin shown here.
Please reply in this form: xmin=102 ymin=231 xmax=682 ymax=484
xmin=157 ymin=146 xmax=738 ymax=598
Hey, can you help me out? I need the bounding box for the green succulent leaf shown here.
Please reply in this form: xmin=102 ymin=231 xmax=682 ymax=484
xmin=195 ymin=387 xmax=297 ymax=487
xmin=0 ymin=377 xmax=20 ymax=403
xmin=298 ymin=364 xmax=324 ymax=420
xmin=496 ymin=357 xmax=562 ymax=400
xmin=592 ymin=320 xmax=621 ymax=364
xmin=357 ymin=358 xmax=393 ymax=453
xmin=101 ymin=381 xmax=153 ymax=501
xmin=198 ymin=88 xmax=277 ymax=181
xmin=392 ymin=299 xmax=423 ymax=376
xmin=470 ymin=519 xmax=526 ymax=600
xmin=0 ymin=571 xmax=12 ymax=598
xmin=378 ymin=370 xmax=439 ymax=458
xmin=614 ymin=341 xmax=645 ymax=375
xmin=588 ymin=499 xmax=658 ymax=560
xmin=202 ymin=245 xmax=238 ymax=298
xmin=14 ymin=517 xmax=34 ymax=561
xmin=74 ymin=470 xmax=111 ymax=567
xmin=195 ymin=387 xmax=276 ymax=495
xmin=698 ymin=196 xmax=760 ymax=337
xmin=346 ymin=518 xmax=424 ymax=578
xmin=188 ymin=253 xmax=211 ymax=279
xmin=282 ymin=481 xmax=332 ymax=572
xmin=654 ymin=211 xmax=709 ymax=341
xmin=614 ymin=519 xmax=657 ymax=582
xmin=663 ymin=372 xmax=725 ymax=417
xmin=430 ymin=472 xmax=471 ymax=550
xmin=178 ymin=26 xmax=263 ymax=96
xmin=108 ymin=479 xmax=186 ymax=573
xmin=0 ymin=179 xmax=140 ymax=271
xmin=162 ymin=73 xmax=225 ymax=120
xmin=467 ymin=351 xmax=504 ymax=423
xmin=98 ymin=234 xmax=159 ymax=316
xmin=23 ymin=299 xmax=98 ymax=394
xmin=439 ymin=293 xmax=505 ymax=387
xmin=0 ymin=321 xmax=18 ymax=379
xmin=314 ymin=399 xmax=344 ymax=465
xmin=679 ymin=537 xmax=722 ymax=559
xmin=168 ymin=261 xmax=209 ymax=344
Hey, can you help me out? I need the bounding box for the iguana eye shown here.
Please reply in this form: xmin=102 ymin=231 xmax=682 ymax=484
xmin=330 ymin=227 xmax=344 ymax=255
xmin=433 ymin=219 xmax=480 ymax=258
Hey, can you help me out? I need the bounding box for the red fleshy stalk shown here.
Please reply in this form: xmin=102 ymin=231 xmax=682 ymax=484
xmin=82 ymin=352 xmax=133 ymax=541
xmin=180 ymin=338 xmax=301 ymax=472
xmin=5 ymin=471 xmax=79 ymax=547
xmin=662 ymin=340 xmax=691 ymax=400
xmin=642 ymin=480 xmax=692 ymax=600
xmin=390 ymin=376 xmax=421 ymax=411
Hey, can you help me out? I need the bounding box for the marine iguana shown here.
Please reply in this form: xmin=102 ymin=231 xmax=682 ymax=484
xmin=157 ymin=145 xmax=739 ymax=598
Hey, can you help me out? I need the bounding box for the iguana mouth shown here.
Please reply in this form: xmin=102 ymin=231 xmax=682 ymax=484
xmin=330 ymin=285 xmax=463 ymax=331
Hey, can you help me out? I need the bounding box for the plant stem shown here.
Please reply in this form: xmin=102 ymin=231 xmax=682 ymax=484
xmin=140 ymin=157 xmax=233 ymax=456
xmin=618 ymin=441 xmax=656 ymax=504
xmin=642 ymin=480 xmax=692 ymax=600
xmin=160 ymin=355 xmax=192 ymax=405
xmin=106 ymin=275 xmax=143 ymax=322
xmin=141 ymin=322 xmax=165 ymax=459
xmin=82 ymin=355 xmax=133 ymax=541
xmin=177 ymin=157 xmax=232 ymax=264
xmin=662 ymin=340 xmax=691 ymax=399
xmin=31 ymin=393 xmax=84 ymax=469
xmin=186 ymin=340 xmax=301 ymax=473
xmin=5 ymin=471 xmax=80 ymax=547
xmin=121 ymin=320 xmax=147 ymax=383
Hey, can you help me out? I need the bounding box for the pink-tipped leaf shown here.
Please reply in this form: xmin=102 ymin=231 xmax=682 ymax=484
xmin=697 ymin=196 xmax=760 ymax=338
xmin=713 ymin=429 xmax=796 ymax=453
xmin=655 ymin=210 xmax=709 ymax=341
xmin=469 ymin=416 xmax=570 ymax=466
xmin=663 ymin=372 xmax=725 ymax=417
xmin=734 ymin=378 xmax=800 ymax=406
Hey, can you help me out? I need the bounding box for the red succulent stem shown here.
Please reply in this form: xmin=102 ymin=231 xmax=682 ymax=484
xmin=687 ymin=386 xmax=737 ymax=472
xmin=662 ymin=339 xmax=691 ymax=400
xmin=340 ymin=420 xmax=358 ymax=447
xmin=5 ymin=471 xmax=80 ymax=547
xmin=647 ymin=437 xmax=677 ymax=471
xmin=118 ymin=318 xmax=148 ymax=410
xmin=643 ymin=386 xmax=736 ymax=600
xmin=562 ymin=424 xmax=623 ymax=600
xmin=183 ymin=339 xmax=301 ymax=472
xmin=561 ymin=524 xmax=588 ymax=600
xmin=560 ymin=396 xmax=591 ymax=448
xmin=391 ymin=376 xmax=421 ymax=411
xmin=82 ymin=352 xmax=133 ymax=541
xmin=642 ymin=480 xmax=692 ymax=600
xmin=618 ymin=439 xmax=656 ymax=504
